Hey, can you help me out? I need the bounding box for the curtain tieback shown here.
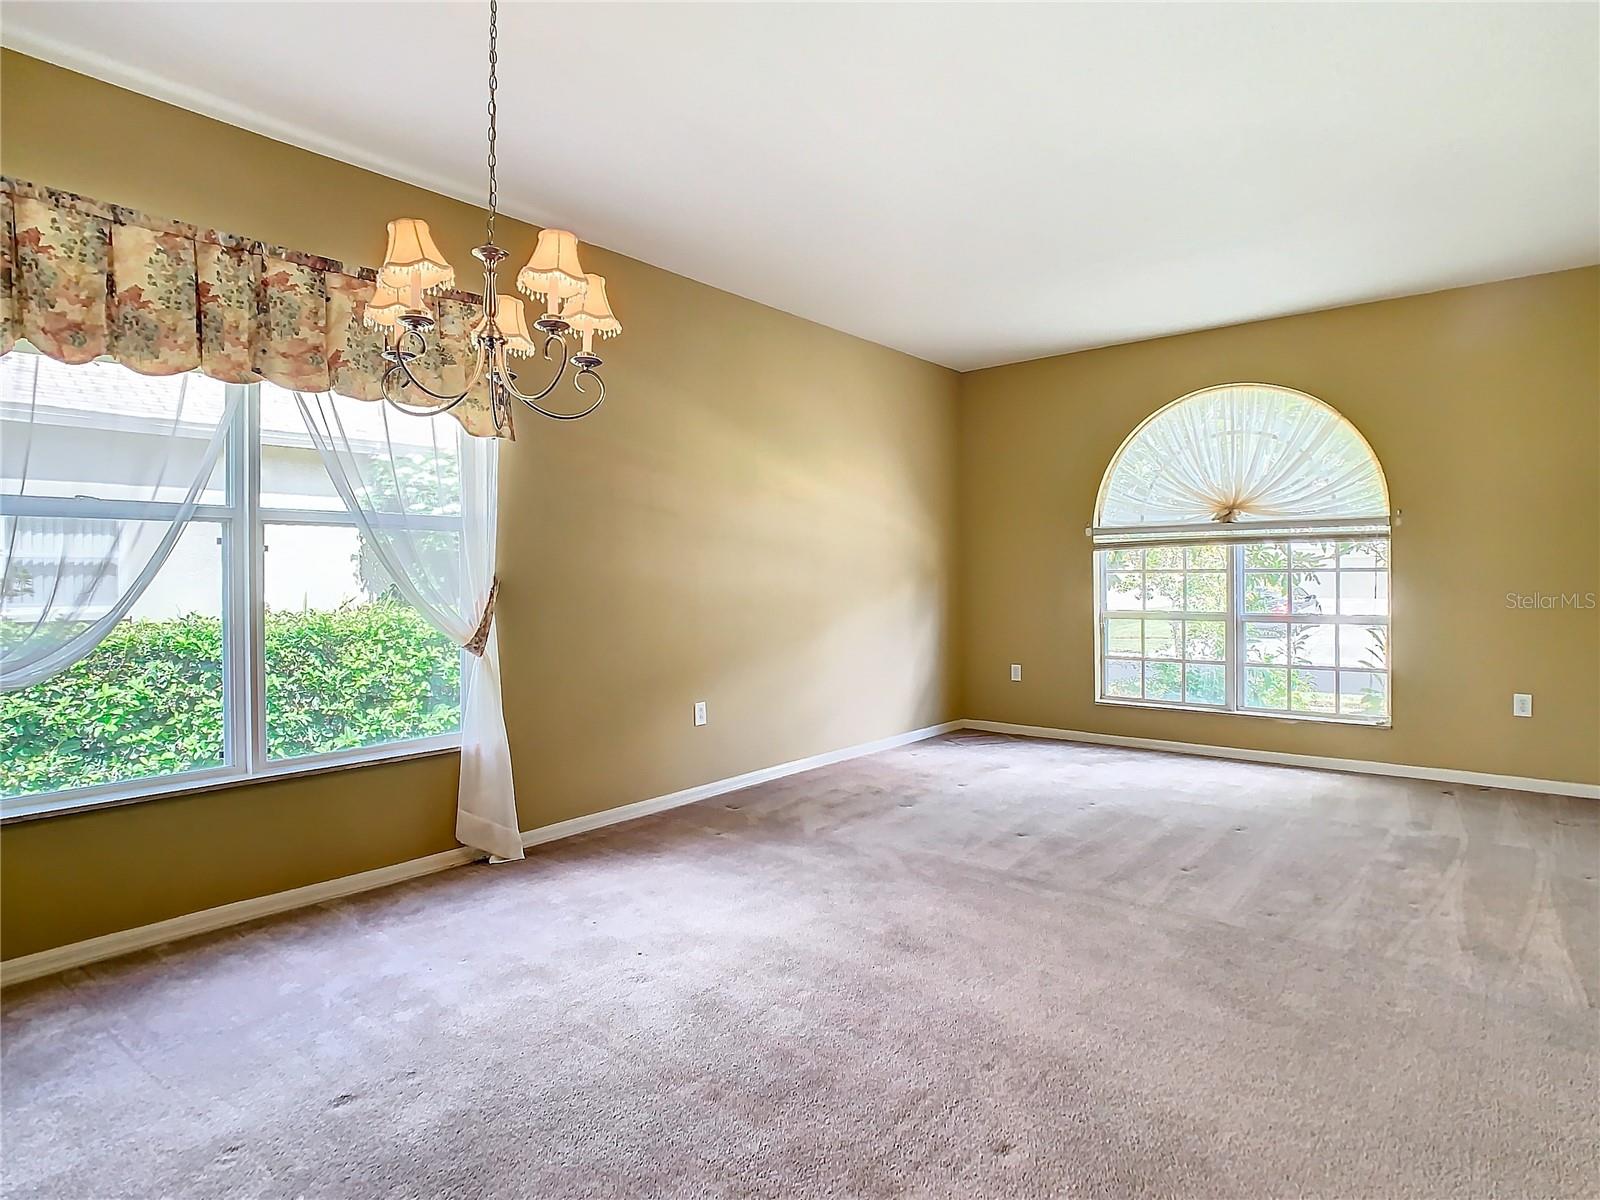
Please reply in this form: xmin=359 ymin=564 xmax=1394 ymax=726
xmin=464 ymin=578 xmax=499 ymax=657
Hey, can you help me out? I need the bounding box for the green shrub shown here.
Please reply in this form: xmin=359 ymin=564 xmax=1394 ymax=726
xmin=264 ymin=602 xmax=459 ymax=759
xmin=1 ymin=601 xmax=459 ymax=797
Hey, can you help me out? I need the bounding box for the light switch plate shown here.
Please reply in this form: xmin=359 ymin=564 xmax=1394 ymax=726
xmin=1010 ymin=664 xmax=1022 ymax=682
xmin=693 ymin=701 xmax=708 ymax=727
xmin=1512 ymin=693 xmax=1532 ymax=718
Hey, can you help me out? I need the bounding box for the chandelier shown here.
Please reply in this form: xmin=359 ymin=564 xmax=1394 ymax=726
xmin=366 ymin=0 xmax=620 ymax=433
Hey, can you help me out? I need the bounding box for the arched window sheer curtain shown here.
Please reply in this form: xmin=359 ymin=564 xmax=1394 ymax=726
xmin=1 ymin=351 xmax=238 ymax=690
xmin=1093 ymin=384 xmax=1389 ymax=546
xmin=293 ymin=389 xmax=520 ymax=862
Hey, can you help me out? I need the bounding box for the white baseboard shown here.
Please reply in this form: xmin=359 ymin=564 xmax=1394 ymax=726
xmin=520 ymin=720 xmax=964 ymax=849
xmin=960 ymin=719 xmax=1600 ymax=799
xmin=1 ymin=720 xmax=962 ymax=988
xmin=0 ymin=846 xmax=481 ymax=989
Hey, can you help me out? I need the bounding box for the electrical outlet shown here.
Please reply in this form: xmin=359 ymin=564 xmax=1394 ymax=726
xmin=1512 ymin=693 xmax=1532 ymax=718
xmin=693 ymin=701 xmax=708 ymax=727
xmin=1010 ymin=663 xmax=1022 ymax=682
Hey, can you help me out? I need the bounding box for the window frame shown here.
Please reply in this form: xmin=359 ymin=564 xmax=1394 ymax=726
xmin=1093 ymin=539 xmax=1392 ymax=728
xmin=2 ymin=379 xmax=462 ymax=824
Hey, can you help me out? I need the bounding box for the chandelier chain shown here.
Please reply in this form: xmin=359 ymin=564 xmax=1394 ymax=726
xmin=485 ymin=0 xmax=499 ymax=246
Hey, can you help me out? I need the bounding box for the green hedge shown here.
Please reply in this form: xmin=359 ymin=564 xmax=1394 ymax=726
xmin=1 ymin=601 xmax=459 ymax=797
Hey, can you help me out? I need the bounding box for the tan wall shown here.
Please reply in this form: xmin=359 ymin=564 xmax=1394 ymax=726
xmin=0 ymin=52 xmax=960 ymax=959
xmin=958 ymin=268 xmax=1600 ymax=786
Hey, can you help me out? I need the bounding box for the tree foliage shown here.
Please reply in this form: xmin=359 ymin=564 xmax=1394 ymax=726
xmin=1 ymin=601 xmax=459 ymax=797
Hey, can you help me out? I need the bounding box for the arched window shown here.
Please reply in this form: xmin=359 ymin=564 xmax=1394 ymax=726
xmin=1093 ymin=384 xmax=1392 ymax=723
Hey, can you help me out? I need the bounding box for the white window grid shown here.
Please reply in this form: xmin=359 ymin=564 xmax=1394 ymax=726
xmin=1099 ymin=545 xmax=1230 ymax=710
xmin=3 ymin=382 xmax=463 ymax=821
xmin=1095 ymin=540 xmax=1391 ymax=725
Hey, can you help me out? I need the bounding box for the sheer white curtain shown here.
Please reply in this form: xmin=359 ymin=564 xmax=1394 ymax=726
xmin=1096 ymin=384 xmax=1389 ymax=539
xmin=1 ymin=351 xmax=237 ymax=690
xmin=293 ymin=390 xmax=521 ymax=861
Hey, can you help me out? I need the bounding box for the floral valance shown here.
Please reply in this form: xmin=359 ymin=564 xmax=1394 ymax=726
xmin=0 ymin=177 xmax=504 ymax=437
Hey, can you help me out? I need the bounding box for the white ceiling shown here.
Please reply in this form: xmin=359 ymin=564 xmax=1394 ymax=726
xmin=4 ymin=2 xmax=1597 ymax=371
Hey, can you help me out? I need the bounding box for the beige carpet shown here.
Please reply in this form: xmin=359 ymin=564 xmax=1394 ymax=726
xmin=3 ymin=732 xmax=1597 ymax=1198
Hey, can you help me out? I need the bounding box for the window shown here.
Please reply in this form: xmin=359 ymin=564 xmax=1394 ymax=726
xmin=1101 ymin=543 xmax=1229 ymax=708
xmin=1092 ymin=384 xmax=1391 ymax=725
xmin=1098 ymin=539 xmax=1390 ymax=721
xmin=2 ymin=353 xmax=462 ymax=815
xmin=255 ymin=382 xmax=462 ymax=762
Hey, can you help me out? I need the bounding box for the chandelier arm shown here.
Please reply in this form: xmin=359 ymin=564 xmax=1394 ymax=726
xmin=496 ymin=335 xmax=571 ymax=404
xmin=572 ymin=367 xmax=607 ymax=409
xmin=495 ymin=336 xmax=605 ymax=420
xmin=380 ymin=330 xmax=473 ymax=413
xmin=381 ymin=370 xmax=471 ymax=417
xmin=516 ymin=367 xmax=605 ymax=422
xmin=381 ymin=362 xmax=471 ymax=407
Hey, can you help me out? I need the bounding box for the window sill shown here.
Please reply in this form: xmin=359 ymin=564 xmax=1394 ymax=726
xmin=0 ymin=737 xmax=461 ymax=825
xmin=1094 ymin=698 xmax=1391 ymax=729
